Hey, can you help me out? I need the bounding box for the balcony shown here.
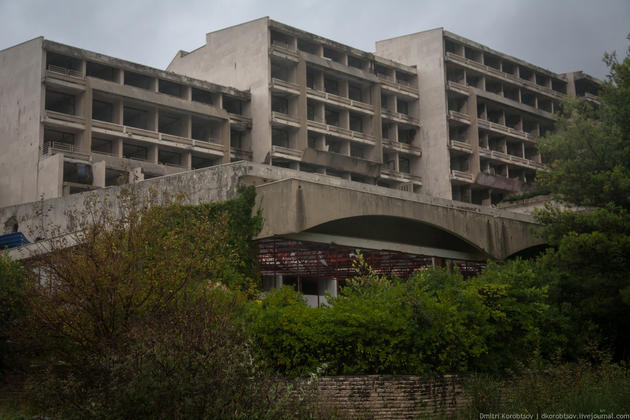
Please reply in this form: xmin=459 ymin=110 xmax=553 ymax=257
xmin=47 ymin=64 xmax=83 ymax=81
xmin=270 ymin=41 xmax=299 ymax=62
xmin=382 ymin=139 xmax=422 ymax=156
xmin=306 ymin=121 xmax=376 ymax=145
xmin=378 ymin=77 xmax=419 ymax=99
xmin=449 ymin=140 xmax=473 ymax=154
xmin=479 ymin=147 xmax=545 ymax=170
xmin=271 ymin=111 xmax=301 ymax=128
xmin=450 ymin=170 xmax=474 ymax=183
xmin=271 ymin=145 xmax=303 ymax=161
xmin=270 ymin=78 xmax=300 ymax=95
xmin=160 ymin=132 xmax=193 ymax=146
xmin=381 ymin=109 xmax=420 ymax=125
xmin=230 ymin=147 xmax=253 ymax=161
xmin=44 ymin=110 xmax=85 ymax=129
xmin=447 ymin=80 xmax=469 ymax=96
xmin=41 ymin=141 xmax=89 ymax=160
xmin=380 ymin=168 xmax=422 ymax=185
xmin=445 ymin=52 xmax=565 ymax=100
xmin=447 ymin=110 xmax=471 ymax=124
xmin=306 ymin=88 xmax=374 ymax=114
xmin=477 ymin=119 xmax=536 ymax=142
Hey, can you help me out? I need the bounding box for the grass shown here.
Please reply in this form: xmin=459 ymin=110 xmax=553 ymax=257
xmin=451 ymin=362 xmax=630 ymax=419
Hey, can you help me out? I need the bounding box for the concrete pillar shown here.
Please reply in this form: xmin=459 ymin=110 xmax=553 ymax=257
xmin=221 ymin=119 xmax=231 ymax=164
xmin=92 ymin=160 xmax=106 ymax=188
xmin=183 ymin=151 xmax=192 ymax=170
xmin=369 ymin=84 xmax=383 ymax=163
xmin=113 ymin=138 xmax=123 ymax=157
xmin=148 ymin=144 xmax=158 ymax=164
xmin=296 ymin=58 xmax=308 ymax=150
xmin=468 ymin=92 xmax=481 ymax=177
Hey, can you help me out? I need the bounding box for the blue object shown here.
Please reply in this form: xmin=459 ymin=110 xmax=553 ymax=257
xmin=0 ymin=232 xmax=30 ymax=249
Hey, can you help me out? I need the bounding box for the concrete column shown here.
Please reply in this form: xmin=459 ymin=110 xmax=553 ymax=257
xmin=148 ymin=145 xmax=158 ymax=164
xmin=296 ymin=58 xmax=308 ymax=150
xmin=220 ymin=119 xmax=231 ymax=164
xmin=369 ymin=84 xmax=383 ymax=163
xmin=468 ymin=92 xmax=481 ymax=177
xmin=183 ymin=151 xmax=192 ymax=170
xmin=92 ymin=160 xmax=106 ymax=188
xmin=184 ymin=115 xmax=192 ymax=139
xmin=113 ymin=138 xmax=123 ymax=157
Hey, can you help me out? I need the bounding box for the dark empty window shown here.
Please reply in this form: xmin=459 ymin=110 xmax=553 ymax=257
xmin=272 ymin=128 xmax=290 ymax=148
xmin=223 ymin=97 xmax=243 ymax=114
xmin=124 ymin=71 xmax=153 ymax=90
xmin=45 ymin=90 xmax=76 ymax=115
xmin=348 ymin=83 xmax=362 ymax=102
xmin=86 ymin=62 xmax=116 ymax=81
xmin=92 ymin=100 xmax=113 ymax=122
xmin=325 ymin=108 xmax=339 ymax=126
xmin=192 ymin=88 xmax=214 ymax=106
xmin=324 ymin=77 xmax=339 ymax=95
xmin=271 ymin=95 xmax=289 ymax=114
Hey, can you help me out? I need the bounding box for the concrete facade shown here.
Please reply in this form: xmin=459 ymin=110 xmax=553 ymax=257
xmin=168 ymin=18 xmax=424 ymax=194
xmin=1 ymin=19 xmax=599 ymax=210
xmin=0 ymin=38 xmax=252 ymax=208
xmin=376 ymin=29 xmax=600 ymax=205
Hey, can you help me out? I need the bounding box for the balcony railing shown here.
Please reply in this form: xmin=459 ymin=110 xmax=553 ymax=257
xmin=47 ymin=64 xmax=82 ymax=79
xmin=445 ymin=52 xmax=566 ymax=100
xmin=41 ymin=141 xmax=90 ymax=160
xmin=450 ymin=170 xmax=474 ymax=183
xmin=271 ymin=145 xmax=303 ymax=160
xmin=271 ymin=78 xmax=300 ymax=94
xmin=449 ymin=139 xmax=473 ymax=153
xmin=381 ymin=109 xmax=420 ymax=125
xmin=380 ymin=168 xmax=423 ymax=184
xmin=479 ymin=147 xmax=545 ymax=169
xmin=382 ymin=139 xmax=422 ymax=156
xmin=447 ymin=80 xmax=469 ymax=95
xmin=448 ymin=110 xmax=471 ymax=123
xmin=477 ymin=119 xmax=536 ymax=141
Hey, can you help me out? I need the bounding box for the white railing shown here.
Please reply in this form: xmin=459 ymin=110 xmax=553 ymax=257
xmin=47 ymin=64 xmax=82 ymax=78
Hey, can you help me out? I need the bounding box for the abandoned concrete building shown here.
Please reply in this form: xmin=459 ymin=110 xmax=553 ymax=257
xmin=0 ymin=18 xmax=599 ymax=304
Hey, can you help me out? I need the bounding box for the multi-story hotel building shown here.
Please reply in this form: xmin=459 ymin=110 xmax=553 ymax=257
xmin=0 ymin=18 xmax=599 ymax=208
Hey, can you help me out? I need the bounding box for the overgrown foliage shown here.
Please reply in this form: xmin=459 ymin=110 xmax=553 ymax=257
xmin=0 ymin=255 xmax=27 ymax=373
xmin=534 ymin=38 xmax=630 ymax=360
xmin=458 ymin=361 xmax=630 ymax=417
xmin=5 ymin=186 xmax=327 ymax=419
xmin=250 ymin=257 xmax=562 ymax=377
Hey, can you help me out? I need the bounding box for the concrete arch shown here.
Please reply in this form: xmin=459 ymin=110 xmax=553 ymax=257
xmin=255 ymin=178 xmax=545 ymax=260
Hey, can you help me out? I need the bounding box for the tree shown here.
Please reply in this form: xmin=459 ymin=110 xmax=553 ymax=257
xmin=13 ymin=186 xmax=324 ymax=419
xmin=534 ymin=38 xmax=630 ymax=360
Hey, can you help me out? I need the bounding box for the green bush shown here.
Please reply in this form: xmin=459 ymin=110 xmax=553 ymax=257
xmin=0 ymin=255 xmax=27 ymax=373
xmin=18 ymin=187 xmax=324 ymax=419
xmin=250 ymin=258 xmax=560 ymax=376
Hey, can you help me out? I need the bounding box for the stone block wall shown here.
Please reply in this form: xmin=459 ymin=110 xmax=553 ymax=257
xmin=315 ymin=375 xmax=468 ymax=419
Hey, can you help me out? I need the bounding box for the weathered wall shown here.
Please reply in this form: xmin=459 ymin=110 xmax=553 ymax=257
xmin=316 ymin=375 xmax=467 ymax=419
xmin=1 ymin=162 xmax=543 ymax=261
xmin=0 ymin=38 xmax=44 ymax=207
xmin=376 ymin=29 xmax=452 ymax=200
xmin=167 ymin=18 xmax=271 ymax=163
xmin=255 ymin=177 xmax=543 ymax=260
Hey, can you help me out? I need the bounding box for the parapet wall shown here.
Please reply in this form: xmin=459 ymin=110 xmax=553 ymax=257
xmin=316 ymin=375 xmax=467 ymax=419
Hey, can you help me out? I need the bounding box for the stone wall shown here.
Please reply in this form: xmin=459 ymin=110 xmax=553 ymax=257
xmin=316 ymin=375 xmax=468 ymax=419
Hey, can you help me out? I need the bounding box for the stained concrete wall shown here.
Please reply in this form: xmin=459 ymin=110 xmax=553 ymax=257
xmin=376 ymin=29 xmax=452 ymax=200
xmin=0 ymin=38 xmax=44 ymax=207
xmin=1 ymin=161 xmax=543 ymax=261
xmin=167 ymin=18 xmax=271 ymax=163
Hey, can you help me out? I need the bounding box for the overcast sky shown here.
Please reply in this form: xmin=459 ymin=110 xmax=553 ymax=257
xmin=1 ymin=0 xmax=628 ymax=80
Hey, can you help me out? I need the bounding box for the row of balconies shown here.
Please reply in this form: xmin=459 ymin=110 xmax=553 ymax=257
xmin=445 ymin=52 xmax=566 ymax=101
